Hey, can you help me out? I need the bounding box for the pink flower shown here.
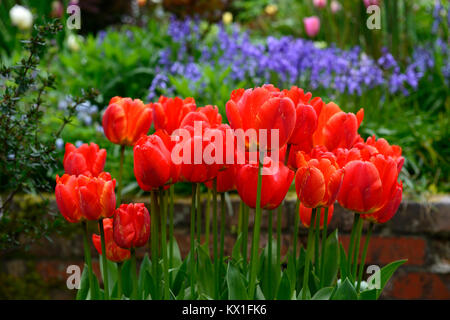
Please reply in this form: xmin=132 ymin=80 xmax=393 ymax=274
xmin=304 ymin=16 xmax=321 ymax=38
xmin=331 ymin=1 xmax=342 ymax=13
xmin=313 ymin=0 xmax=327 ymax=9
xmin=363 ymin=0 xmax=380 ymax=7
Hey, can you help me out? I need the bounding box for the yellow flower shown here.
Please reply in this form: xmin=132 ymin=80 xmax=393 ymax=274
xmin=265 ymin=4 xmax=278 ymax=16
xmin=222 ymin=12 xmax=233 ymax=25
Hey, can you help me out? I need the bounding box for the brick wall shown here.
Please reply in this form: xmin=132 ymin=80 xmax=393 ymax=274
xmin=1 ymin=194 xmax=449 ymax=299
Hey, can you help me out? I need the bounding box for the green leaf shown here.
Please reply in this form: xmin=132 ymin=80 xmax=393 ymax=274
xmin=172 ymin=257 xmax=188 ymax=297
xmin=76 ymin=264 xmax=89 ymax=300
xmin=331 ymin=278 xmax=357 ymax=300
xmin=197 ymin=245 xmax=215 ymax=297
xmin=226 ymin=262 xmax=248 ymax=300
xmin=359 ymin=288 xmax=377 ymax=300
xmin=120 ymin=259 xmax=133 ymax=298
xmin=339 ymin=243 xmax=350 ymax=282
xmin=276 ymin=271 xmax=291 ymax=300
xmin=322 ymin=230 xmax=340 ymax=286
xmin=311 ymin=287 xmax=334 ymax=300
xmin=376 ymin=259 xmax=407 ymax=298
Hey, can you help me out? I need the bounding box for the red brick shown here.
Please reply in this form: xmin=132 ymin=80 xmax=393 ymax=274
xmin=383 ymin=272 xmax=450 ymax=299
xmin=340 ymin=235 xmax=426 ymax=266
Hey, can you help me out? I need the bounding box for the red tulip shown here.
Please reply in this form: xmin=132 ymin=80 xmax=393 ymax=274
xmin=299 ymin=204 xmax=334 ymax=229
xmin=337 ymin=155 xmax=398 ymax=214
xmin=102 ymin=96 xmax=153 ymax=146
xmin=226 ymin=85 xmax=296 ymax=151
xmin=313 ymin=102 xmax=364 ymax=151
xmin=204 ymin=165 xmax=236 ymax=192
xmin=133 ymin=133 xmax=179 ymax=191
xmin=361 ymin=181 xmax=402 ymax=224
xmin=78 ymin=172 xmax=116 ymax=220
xmin=364 ymin=135 xmax=404 ymax=173
xmin=180 ymin=105 xmax=222 ymax=129
xmin=113 ymin=203 xmax=150 ymax=249
xmin=92 ymin=218 xmax=130 ymax=262
xmin=63 ymin=142 xmax=106 ymax=177
xmin=152 ymin=96 xmax=196 ymax=135
xmin=236 ymin=158 xmax=294 ymax=209
xmin=295 ymin=156 xmax=344 ymax=208
xmin=55 ymin=174 xmax=82 ymax=223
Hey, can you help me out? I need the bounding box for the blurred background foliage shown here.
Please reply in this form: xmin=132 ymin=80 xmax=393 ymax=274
xmin=0 ymin=0 xmax=449 ymax=237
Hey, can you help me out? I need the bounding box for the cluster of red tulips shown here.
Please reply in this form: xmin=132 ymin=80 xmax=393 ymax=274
xmin=55 ymin=84 xmax=404 ymax=300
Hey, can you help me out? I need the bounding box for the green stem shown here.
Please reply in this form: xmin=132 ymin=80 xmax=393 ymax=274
xmin=352 ymin=216 xmax=364 ymax=280
xmin=82 ymin=221 xmax=94 ymax=298
xmin=190 ymin=183 xmax=197 ymax=299
xmin=99 ymin=219 xmax=109 ymax=300
xmin=319 ymin=207 xmax=329 ymax=288
xmin=169 ymin=185 xmax=174 ymax=284
xmin=238 ymin=200 xmax=243 ymax=236
xmin=248 ymin=154 xmax=263 ymax=299
xmin=293 ymin=198 xmax=300 ymax=266
xmin=347 ymin=214 xmax=359 ymax=279
xmin=314 ymin=207 xmax=321 ymax=274
xmin=276 ymin=205 xmax=282 ymax=268
xmin=150 ymin=190 xmax=160 ymax=299
xmin=242 ymin=203 xmax=249 ymax=274
xmin=212 ymin=178 xmax=218 ymax=299
xmin=219 ymin=192 xmax=226 ymax=294
xmin=117 ymin=145 xmax=125 ymax=206
xmin=117 ymin=262 xmax=122 ymax=299
xmin=302 ymin=208 xmax=317 ymax=300
xmin=268 ymin=210 xmax=273 ymax=299
xmin=196 ymin=183 xmax=202 ymax=242
xmin=130 ymin=248 xmax=138 ymax=300
xmin=159 ymin=187 xmax=169 ymax=299
xmin=205 ymin=188 xmax=211 ymax=250
xmin=356 ymin=223 xmax=374 ymax=292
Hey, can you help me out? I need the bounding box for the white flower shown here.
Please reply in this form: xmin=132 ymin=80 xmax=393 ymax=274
xmin=67 ymin=34 xmax=82 ymax=52
xmin=9 ymin=5 xmax=33 ymax=30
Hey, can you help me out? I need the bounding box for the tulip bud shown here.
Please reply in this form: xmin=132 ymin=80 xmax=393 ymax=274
xmin=78 ymin=172 xmax=116 ymax=220
xmin=92 ymin=218 xmax=130 ymax=262
xmin=102 ymin=97 xmax=153 ymax=146
xmin=113 ymin=203 xmax=150 ymax=249
xmin=55 ymin=174 xmax=82 ymax=223
xmin=303 ymin=16 xmax=320 ymax=38
xmin=63 ymin=142 xmax=106 ymax=177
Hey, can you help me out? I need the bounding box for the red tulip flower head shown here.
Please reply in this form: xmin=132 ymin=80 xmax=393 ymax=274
xmin=92 ymin=218 xmax=130 ymax=262
xmin=299 ymin=204 xmax=334 ymax=229
xmin=152 ymin=96 xmax=196 ymax=135
xmin=361 ymin=181 xmax=403 ymax=224
xmin=55 ymin=174 xmax=82 ymax=223
xmin=102 ymin=97 xmax=153 ymax=146
xmin=236 ymin=158 xmax=294 ymax=210
xmin=113 ymin=203 xmax=150 ymax=249
xmin=63 ymin=142 xmax=106 ymax=177
xmin=204 ymin=165 xmax=237 ymax=193
xmin=226 ymin=85 xmax=296 ymax=151
xmin=78 ymin=172 xmax=116 ymax=220
xmin=133 ymin=133 xmax=180 ymax=191
xmin=295 ymin=154 xmax=344 ymax=208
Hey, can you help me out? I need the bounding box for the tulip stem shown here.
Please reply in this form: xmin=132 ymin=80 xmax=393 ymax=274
xmin=99 ymin=218 xmax=109 ymax=300
xmin=159 ymin=187 xmax=169 ymax=300
xmin=249 ymin=154 xmax=263 ymax=299
xmin=205 ymin=188 xmax=211 ymax=251
xmin=347 ymin=214 xmax=359 ymax=280
xmin=82 ymin=221 xmax=95 ymax=298
xmin=238 ymin=201 xmax=243 ymax=236
xmin=242 ymin=203 xmax=249 ymax=274
xmin=268 ymin=210 xmax=273 ymax=299
xmin=219 ymin=192 xmax=226 ymax=294
xmin=293 ymin=198 xmax=300 ymax=272
xmin=190 ymin=183 xmax=197 ymax=299
xmin=117 ymin=262 xmax=122 ymax=299
xmin=130 ymin=248 xmax=139 ymax=300
xmin=212 ymin=178 xmax=218 ymax=299
xmin=169 ymin=185 xmax=174 ymax=283
xmin=117 ymin=144 xmax=125 ymax=206
xmin=276 ymin=205 xmax=282 ymax=267
xmin=302 ymin=208 xmax=317 ymax=300
xmin=314 ymin=207 xmax=321 ymax=274
xmin=356 ymin=223 xmax=373 ymax=292
xmin=319 ymin=207 xmax=329 ymax=288
xmin=352 ymin=216 xmax=364 ymax=280
xmin=196 ymin=183 xmax=202 ymax=242
xmin=150 ymin=190 xmax=160 ymax=299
